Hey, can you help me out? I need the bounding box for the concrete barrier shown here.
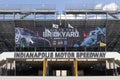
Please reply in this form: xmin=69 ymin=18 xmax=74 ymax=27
xmin=0 ymin=76 xmax=120 ymax=80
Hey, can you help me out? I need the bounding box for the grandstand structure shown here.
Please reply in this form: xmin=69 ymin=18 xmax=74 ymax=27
xmin=0 ymin=4 xmax=120 ymax=76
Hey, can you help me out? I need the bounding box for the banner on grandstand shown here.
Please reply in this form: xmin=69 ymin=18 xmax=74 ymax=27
xmin=15 ymin=27 xmax=106 ymax=48
xmin=14 ymin=52 xmax=106 ymax=59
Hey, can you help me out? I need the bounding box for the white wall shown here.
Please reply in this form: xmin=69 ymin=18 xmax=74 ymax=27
xmin=0 ymin=76 xmax=120 ymax=80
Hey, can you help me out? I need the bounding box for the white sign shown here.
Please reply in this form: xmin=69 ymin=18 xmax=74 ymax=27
xmin=14 ymin=52 xmax=106 ymax=59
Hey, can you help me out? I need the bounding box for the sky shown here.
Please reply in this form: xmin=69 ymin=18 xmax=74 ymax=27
xmin=0 ymin=0 xmax=120 ymax=12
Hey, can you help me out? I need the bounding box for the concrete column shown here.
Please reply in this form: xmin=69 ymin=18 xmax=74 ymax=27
xmin=113 ymin=60 xmax=115 ymax=76
xmin=106 ymin=60 xmax=109 ymax=69
xmin=10 ymin=61 xmax=12 ymax=75
xmin=106 ymin=60 xmax=112 ymax=69
xmin=113 ymin=59 xmax=118 ymax=76
xmin=60 ymin=70 xmax=62 ymax=76
xmin=12 ymin=60 xmax=16 ymax=76
xmin=0 ymin=67 xmax=1 ymax=75
xmin=5 ymin=60 xmax=8 ymax=76
xmin=106 ymin=59 xmax=118 ymax=75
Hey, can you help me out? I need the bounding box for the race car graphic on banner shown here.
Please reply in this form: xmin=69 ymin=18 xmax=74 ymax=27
xmin=80 ymin=27 xmax=106 ymax=47
xmin=15 ymin=27 xmax=51 ymax=47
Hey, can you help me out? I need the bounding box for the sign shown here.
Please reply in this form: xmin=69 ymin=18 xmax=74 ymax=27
xmin=43 ymin=28 xmax=79 ymax=38
xmin=15 ymin=26 xmax=106 ymax=48
xmin=14 ymin=52 xmax=106 ymax=59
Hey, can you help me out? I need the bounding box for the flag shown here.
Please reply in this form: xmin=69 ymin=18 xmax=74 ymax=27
xmin=45 ymin=28 xmax=51 ymax=33
xmin=52 ymin=24 xmax=59 ymax=28
xmin=68 ymin=23 xmax=74 ymax=28
xmin=20 ymin=42 xmax=25 ymax=48
xmin=83 ymin=33 xmax=89 ymax=38
xmin=100 ymin=42 xmax=106 ymax=47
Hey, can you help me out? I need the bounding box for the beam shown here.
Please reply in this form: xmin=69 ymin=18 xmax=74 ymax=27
xmin=20 ymin=13 xmax=31 ymax=19
xmin=108 ymin=13 xmax=119 ymax=19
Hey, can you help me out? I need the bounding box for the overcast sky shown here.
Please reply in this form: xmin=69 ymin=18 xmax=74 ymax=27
xmin=0 ymin=0 xmax=119 ymax=12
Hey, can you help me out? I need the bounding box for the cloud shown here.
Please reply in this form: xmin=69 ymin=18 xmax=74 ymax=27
xmin=95 ymin=3 xmax=119 ymax=11
xmin=94 ymin=3 xmax=103 ymax=10
xmin=103 ymin=3 xmax=118 ymax=11
xmin=57 ymin=3 xmax=119 ymax=20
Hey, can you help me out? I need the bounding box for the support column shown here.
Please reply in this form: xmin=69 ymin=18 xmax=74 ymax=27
xmin=60 ymin=70 xmax=62 ymax=76
xmin=3 ymin=14 xmax=5 ymax=19
xmin=74 ymin=59 xmax=78 ymax=76
xmin=12 ymin=60 xmax=16 ymax=76
xmin=13 ymin=12 xmax=15 ymax=19
xmin=5 ymin=60 xmax=8 ymax=76
xmin=0 ymin=66 xmax=1 ymax=75
xmin=43 ymin=58 xmax=47 ymax=76
xmin=85 ymin=12 xmax=87 ymax=20
xmin=106 ymin=60 xmax=111 ymax=69
xmin=113 ymin=59 xmax=115 ymax=76
xmin=113 ymin=59 xmax=118 ymax=76
xmin=10 ymin=61 xmax=12 ymax=75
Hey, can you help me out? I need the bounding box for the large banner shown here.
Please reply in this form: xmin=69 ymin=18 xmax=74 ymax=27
xmin=15 ymin=23 xmax=106 ymax=48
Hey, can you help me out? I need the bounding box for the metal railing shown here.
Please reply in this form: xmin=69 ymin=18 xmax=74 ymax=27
xmin=0 ymin=4 xmax=56 ymax=11
xmin=65 ymin=3 xmax=120 ymax=11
